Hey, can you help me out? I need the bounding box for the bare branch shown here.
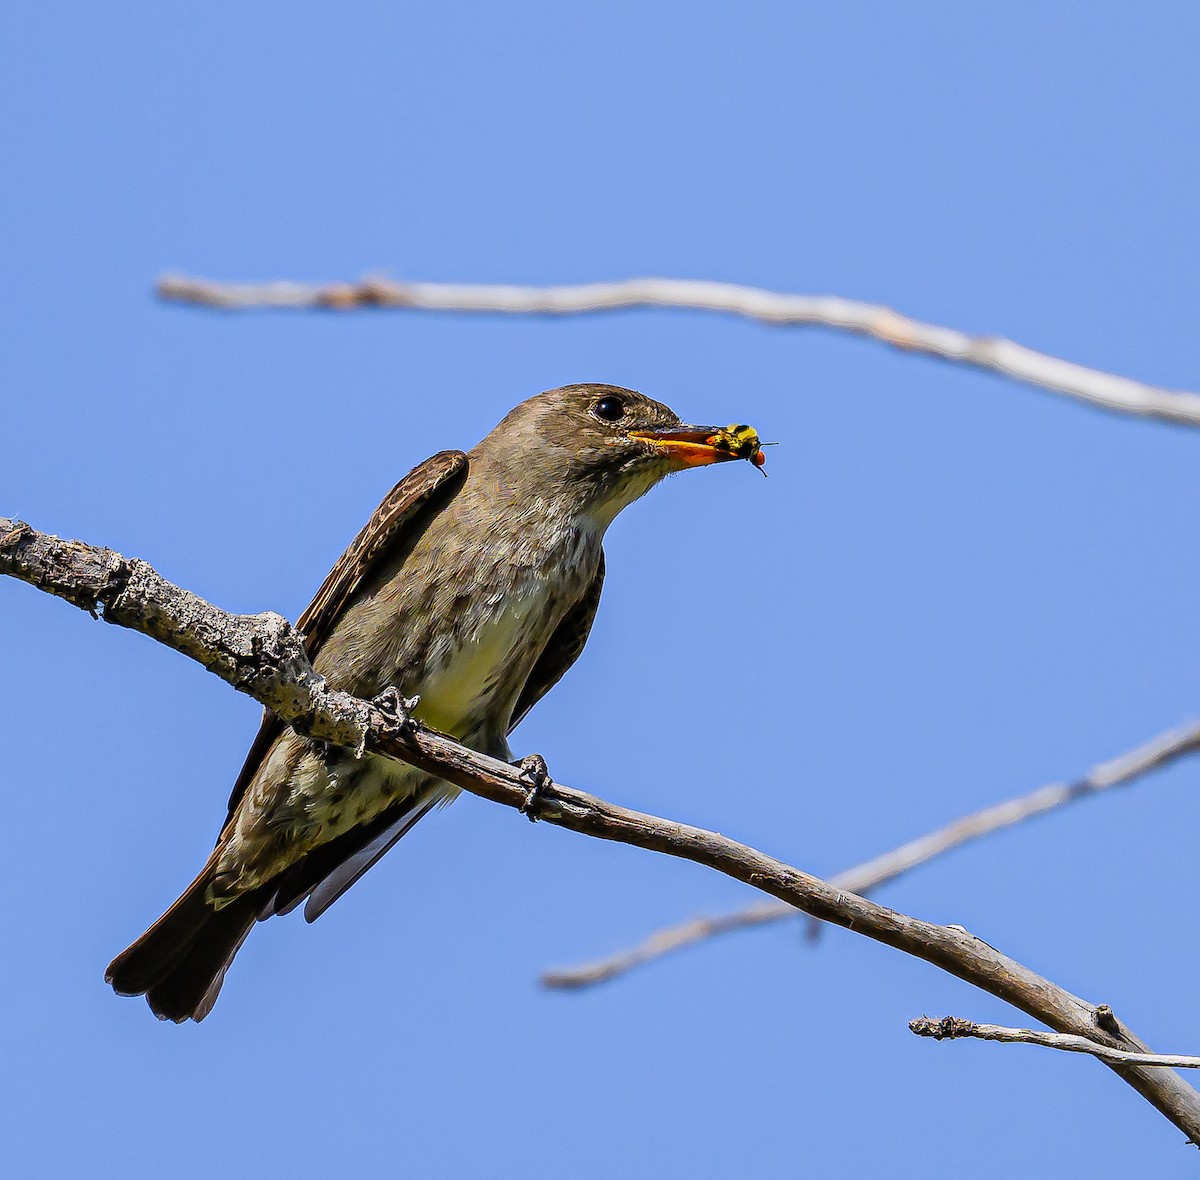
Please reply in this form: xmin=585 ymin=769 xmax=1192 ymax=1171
xmin=542 ymin=722 xmax=1200 ymax=989
xmin=4 ymin=515 xmax=1200 ymax=1143
xmin=911 ymin=1014 xmax=1200 ymax=1071
xmin=541 ymin=900 xmax=795 ymax=991
xmin=156 ymin=274 xmax=1200 ymax=428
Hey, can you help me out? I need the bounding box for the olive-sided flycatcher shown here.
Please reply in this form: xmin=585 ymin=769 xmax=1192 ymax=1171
xmin=106 ymin=384 xmax=765 ymax=1021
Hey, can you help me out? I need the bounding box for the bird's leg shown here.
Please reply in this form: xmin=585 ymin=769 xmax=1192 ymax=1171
xmin=372 ymin=685 xmax=420 ymax=729
xmin=514 ymin=753 xmax=552 ymax=822
xmin=365 ymin=686 xmax=421 ymax=752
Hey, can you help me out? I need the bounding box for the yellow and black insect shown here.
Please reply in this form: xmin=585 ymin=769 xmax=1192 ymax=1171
xmin=706 ymin=424 xmax=769 ymax=473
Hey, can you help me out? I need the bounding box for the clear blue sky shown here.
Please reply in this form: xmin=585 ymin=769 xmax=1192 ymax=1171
xmin=4 ymin=4 xmax=1200 ymax=1176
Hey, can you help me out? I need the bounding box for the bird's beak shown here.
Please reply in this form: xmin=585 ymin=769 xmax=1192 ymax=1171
xmin=629 ymin=423 xmax=767 ymax=471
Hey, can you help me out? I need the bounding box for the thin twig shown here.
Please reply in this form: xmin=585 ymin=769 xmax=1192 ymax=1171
xmin=3 ymin=515 xmax=1200 ymax=1143
xmin=911 ymin=1015 xmax=1200 ymax=1070
xmin=156 ymin=274 xmax=1200 ymax=427
xmin=541 ymin=722 xmax=1200 ymax=989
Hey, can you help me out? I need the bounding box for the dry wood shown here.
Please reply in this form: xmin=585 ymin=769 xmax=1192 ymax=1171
xmin=542 ymin=722 xmax=1200 ymax=987
xmin=3 ymin=514 xmax=1199 ymax=1143
xmin=156 ymin=273 xmax=1200 ymax=427
xmin=911 ymin=1015 xmax=1200 ymax=1071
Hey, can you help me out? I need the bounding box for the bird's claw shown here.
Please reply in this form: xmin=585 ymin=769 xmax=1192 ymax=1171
xmin=371 ymin=686 xmax=420 ymax=735
xmin=515 ymin=753 xmax=552 ymax=822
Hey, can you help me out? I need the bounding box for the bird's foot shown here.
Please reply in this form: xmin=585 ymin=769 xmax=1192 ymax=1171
xmin=515 ymin=753 xmax=552 ymax=822
xmin=371 ymin=686 xmax=420 ymax=735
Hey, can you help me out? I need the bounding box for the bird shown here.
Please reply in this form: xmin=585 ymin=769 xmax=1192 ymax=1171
xmin=105 ymin=383 xmax=765 ymax=1021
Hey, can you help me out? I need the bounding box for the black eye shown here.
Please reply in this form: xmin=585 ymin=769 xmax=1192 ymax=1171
xmin=592 ymin=395 xmax=626 ymax=422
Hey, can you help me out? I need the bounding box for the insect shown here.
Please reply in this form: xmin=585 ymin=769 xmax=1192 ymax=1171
xmin=706 ymin=423 xmax=770 ymax=474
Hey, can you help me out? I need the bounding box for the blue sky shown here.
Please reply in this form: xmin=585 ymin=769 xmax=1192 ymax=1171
xmin=4 ymin=3 xmax=1200 ymax=1176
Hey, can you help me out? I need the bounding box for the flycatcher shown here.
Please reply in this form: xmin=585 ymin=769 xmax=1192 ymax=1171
xmin=107 ymin=384 xmax=765 ymax=1021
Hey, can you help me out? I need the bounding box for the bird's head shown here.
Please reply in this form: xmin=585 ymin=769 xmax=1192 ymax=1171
xmin=473 ymin=383 xmax=766 ymax=528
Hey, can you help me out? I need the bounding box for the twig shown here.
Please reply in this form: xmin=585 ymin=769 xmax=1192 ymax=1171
xmin=155 ymin=274 xmax=1200 ymax=428
xmin=541 ymin=722 xmax=1200 ymax=989
xmin=4 ymin=515 xmax=1200 ymax=1143
xmin=911 ymin=1014 xmax=1200 ymax=1071
xmin=541 ymin=900 xmax=797 ymax=991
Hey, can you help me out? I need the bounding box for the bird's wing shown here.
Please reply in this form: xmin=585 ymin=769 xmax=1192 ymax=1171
xmin=259 ymin=788 xmax=445 ymax=921
xmin=508 ymin=549 xmax=605 ymax=734
xmin=296 ymin=449 xmax=469 ymax=655
xmin=223 ymin=449 xmax=469 ymax=820
xmin=257 ymin=546 xmax=605 ymax=922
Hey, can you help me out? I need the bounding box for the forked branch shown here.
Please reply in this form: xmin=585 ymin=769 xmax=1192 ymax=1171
xmin=542 ymin=721 xmax=1200 ymax=989
xmin=3 ymin=515 xmax=1199 ymax=1143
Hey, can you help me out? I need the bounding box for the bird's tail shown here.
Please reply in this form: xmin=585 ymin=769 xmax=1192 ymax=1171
xmin=105 ymin=859 xmax=261 ymax=1023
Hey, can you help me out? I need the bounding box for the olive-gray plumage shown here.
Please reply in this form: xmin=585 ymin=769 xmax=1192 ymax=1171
xmin=106 ymin=384 xmax=751 ymax=1021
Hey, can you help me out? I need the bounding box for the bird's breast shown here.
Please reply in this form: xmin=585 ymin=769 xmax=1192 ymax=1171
xmin=411 ymin=523 xmax=599 ymax=739
xmin=414 ymin=595 xmax=540 ymax=736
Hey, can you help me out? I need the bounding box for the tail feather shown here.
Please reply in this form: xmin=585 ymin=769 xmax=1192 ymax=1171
xmin=107 ymin=788 xmax=442 ymax=1022
xmin=105 ymin=859 xmax=261 ymax=1023
xmin=143 ymin=895 xmax=259 ymax=1023
xmin=106 ymin=863 xmax=218 ymax=998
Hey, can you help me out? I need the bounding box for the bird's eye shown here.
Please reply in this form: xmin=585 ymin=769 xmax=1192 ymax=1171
xmin=592 ymin=396 xmax=626 ymax=422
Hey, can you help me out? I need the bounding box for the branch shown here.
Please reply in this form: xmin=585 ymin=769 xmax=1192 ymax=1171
xmin=911 ymin=1014 xmax=1200 ymax=1071
xmin=156 ymin=274 xmax=1200 ymax=428
xmin=541 ymin=722 xmax=1200 ymax=988
xmin=4 ymin=516 xmax=1200 ymax=1143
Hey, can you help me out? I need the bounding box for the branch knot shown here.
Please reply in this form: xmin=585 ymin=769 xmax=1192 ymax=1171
xmin=910 ymin=1015 xmax=976 ymax=1041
